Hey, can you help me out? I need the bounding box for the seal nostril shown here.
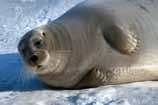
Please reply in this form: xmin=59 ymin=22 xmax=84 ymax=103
xmin=30 ymin=55 xmax=38 ymax=63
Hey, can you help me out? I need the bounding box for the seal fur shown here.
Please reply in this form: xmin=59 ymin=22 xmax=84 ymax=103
xmin=18 ymin=0 xmax=158 ymax=88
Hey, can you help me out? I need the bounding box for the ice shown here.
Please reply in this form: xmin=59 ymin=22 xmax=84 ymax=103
xmin=0 ymin=82 xmax=158 ymax=105
xmin=0 ymin=0 xmax=158 ymax=105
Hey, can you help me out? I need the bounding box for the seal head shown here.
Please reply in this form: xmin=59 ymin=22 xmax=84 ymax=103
xmin=18 ymin=25 xmax=70 ymax=75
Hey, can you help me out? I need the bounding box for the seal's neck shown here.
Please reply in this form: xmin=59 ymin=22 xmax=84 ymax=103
xmin=43 ymin=18 xmax=104 ymax=88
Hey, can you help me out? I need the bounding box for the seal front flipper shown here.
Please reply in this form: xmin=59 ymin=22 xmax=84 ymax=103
xmin=103 ymin=24 xmax=139 ymax=55
xmin=75 ymin=67 xmax=112 ymax=88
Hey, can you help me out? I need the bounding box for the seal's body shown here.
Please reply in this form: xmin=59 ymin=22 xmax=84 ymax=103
xmin=18 ymin=0 xmax=158 ymax=88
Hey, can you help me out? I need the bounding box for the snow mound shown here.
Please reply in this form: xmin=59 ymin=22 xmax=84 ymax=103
xmin=0 ymin=82 xmax=158 ymax=105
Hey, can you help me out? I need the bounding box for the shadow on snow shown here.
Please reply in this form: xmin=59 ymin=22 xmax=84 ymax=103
xmin=0 ymin=53 xmax=48 ymax=92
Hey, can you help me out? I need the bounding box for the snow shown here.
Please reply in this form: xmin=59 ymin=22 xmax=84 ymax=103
xmin=0 ymin=82 xmax=158 ymax=105
xmin=0 ymin=0 xmax=84 ymax=54
xmin=0 ymin=0 xmax=158 ymax=105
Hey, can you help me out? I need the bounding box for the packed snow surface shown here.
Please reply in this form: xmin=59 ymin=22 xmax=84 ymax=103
xmin=0 ymin=0 xmax=158 ymax=105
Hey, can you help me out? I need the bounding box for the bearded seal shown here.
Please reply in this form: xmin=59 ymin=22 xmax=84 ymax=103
xmin=18 ymin=0 xmax=158 ymax=88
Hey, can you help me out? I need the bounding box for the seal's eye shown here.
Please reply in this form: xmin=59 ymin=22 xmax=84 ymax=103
xmin=42 ymin=32 xmax=46 ymax=37
xmin=34 ymin=39 xmax=43 ymax=48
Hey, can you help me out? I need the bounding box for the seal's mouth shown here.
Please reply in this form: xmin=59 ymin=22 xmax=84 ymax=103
xmin=17 ymin=49 xmax=51 ymax=75
xmin=26 ymin=50 xmax=50 ymax=69
xmin=37 ymin=65 xmax=42 ymax=69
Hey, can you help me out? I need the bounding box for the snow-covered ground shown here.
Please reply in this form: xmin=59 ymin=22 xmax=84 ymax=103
xmin=0 ymin=0 xmax=158 ymax=105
